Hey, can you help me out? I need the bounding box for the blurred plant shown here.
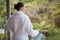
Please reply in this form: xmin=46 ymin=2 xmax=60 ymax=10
xmin=51 ymin=10 xmax=60 ymax=28
xmin=0 ymin=34 xmax=5 ymax=40
xmin=0 ymin=17 xmax=4 ymax=29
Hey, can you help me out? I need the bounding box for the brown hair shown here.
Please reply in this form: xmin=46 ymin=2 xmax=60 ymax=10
xmin=14 ymin=2 xmax=24 ymax=11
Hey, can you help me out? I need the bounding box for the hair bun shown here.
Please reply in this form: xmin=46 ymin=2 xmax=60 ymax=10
xmin=14 ymin=4 xmax=17 ymax=9
xmin=14 ymin=2 xmax=24 ymax=11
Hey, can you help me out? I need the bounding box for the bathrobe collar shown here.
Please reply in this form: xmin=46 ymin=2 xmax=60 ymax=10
xmin=13 ymin=11 xmax=24 ymax=16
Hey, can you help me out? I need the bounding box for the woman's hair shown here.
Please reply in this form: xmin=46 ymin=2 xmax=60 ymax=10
xmin=14 ymin=2 xmax=24 ymax=11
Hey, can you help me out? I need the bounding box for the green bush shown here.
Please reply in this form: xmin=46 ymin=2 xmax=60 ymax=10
xmin=0 ymin=17 xmax=4 ymax=29
xmin=0 ymin=34 xmax=5 ymax=40
xmin=33 ymin=20 xmax=54 ymax=30
xmin=33 ymin=20 xmax=55 ymax=36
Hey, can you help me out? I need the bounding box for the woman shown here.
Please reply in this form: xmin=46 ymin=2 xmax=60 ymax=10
xmin=5 ymin=2 xmax=39 ymax=40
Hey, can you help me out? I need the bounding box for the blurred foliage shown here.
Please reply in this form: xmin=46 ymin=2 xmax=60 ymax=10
xmin=0 ymin=0 xmax=6 ymax=17
xmin=51 ymin=10 xmax=60 ymax=27
xmin=0 ymin=0 xmax=60 ymax=40
xmin=32 ymin=20 xmax=55 ymax=30
xmin=0 ymin=34 xmax=5 ymax=40
xmin=46 ymin=28 xmax=60 ymax=40
xmin=0 ymin=17 xmax=4 ymax=29
xmin=0 ymin=0 xmax=60 ymax=33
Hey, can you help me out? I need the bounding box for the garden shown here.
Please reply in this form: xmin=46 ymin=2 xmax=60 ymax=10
xmin=0 ymin=0 xmax=60 ymax=40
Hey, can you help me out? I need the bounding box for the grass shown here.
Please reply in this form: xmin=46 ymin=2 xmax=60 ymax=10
xmin=0 ymin=34 xmax=5 ymax=40
xmin=46 ymin=28 xmax=60 ymax=40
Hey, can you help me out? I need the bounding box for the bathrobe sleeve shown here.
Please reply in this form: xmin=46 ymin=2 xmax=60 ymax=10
xmin=5 ymin=17 xmax=11 ymax=31
xmin=24 ymin=16 xmax=39 ymax=37
xmin=5 ymin=16 xmax=13 ymax=32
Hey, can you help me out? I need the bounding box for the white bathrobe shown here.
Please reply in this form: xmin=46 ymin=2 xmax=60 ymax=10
xmin=31 ymin=34 xmax=45 ymax=40
xmin=5 ymin=11 xmax=39 ymax=40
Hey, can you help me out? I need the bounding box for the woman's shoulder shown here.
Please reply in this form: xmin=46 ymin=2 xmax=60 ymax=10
xmin=24 ymin=15 xmax=29 ymax=19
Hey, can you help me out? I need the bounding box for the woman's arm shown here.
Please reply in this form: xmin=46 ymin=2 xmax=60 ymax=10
xmin=24 ymin=16 xmax=39 ymax=37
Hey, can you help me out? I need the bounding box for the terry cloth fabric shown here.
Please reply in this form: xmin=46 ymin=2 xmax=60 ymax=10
xmin=5 ymin=11 xmax=39 ymax=40
xmin=31 ymin=33 xmax=46 ymax=40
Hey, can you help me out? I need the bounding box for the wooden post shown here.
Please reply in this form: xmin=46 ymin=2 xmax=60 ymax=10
xmin=6 ymin=0 xmax=11 ymax=40
xmin=6 ymin=0 xmax=11 ymax=18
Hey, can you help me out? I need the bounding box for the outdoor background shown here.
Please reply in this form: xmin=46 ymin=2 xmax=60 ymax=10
xmin=0 ymin=0 xmax=60 ymax=40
